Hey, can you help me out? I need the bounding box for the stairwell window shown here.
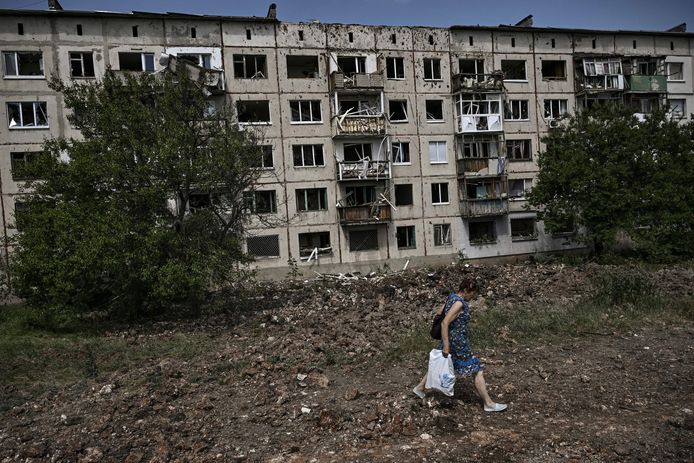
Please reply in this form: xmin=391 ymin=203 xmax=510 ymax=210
xmin=3 ymin=51 xmax=44 ymax=78
xmin=7 ymin=102 xmax=48 ymax=129
xmin=290 ymin=100 xmax=322 ymax=123
xmin=431 ymin=182 xmax=449 ymax=205
xmin=423 ymin=58 xmax=442 ymax=81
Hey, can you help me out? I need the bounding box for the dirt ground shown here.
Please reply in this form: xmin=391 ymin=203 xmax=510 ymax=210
xmin=1 ymin=263 xmax=693 ymax=462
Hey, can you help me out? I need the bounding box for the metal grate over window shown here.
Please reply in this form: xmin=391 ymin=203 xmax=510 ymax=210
xmin=247 ymin=235 xmax=280 ymax=257
xmin=349 ymin=229 xmax=378 ymax=252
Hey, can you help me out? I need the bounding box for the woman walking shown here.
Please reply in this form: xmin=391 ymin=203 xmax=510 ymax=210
xmin=413 ymin=279 xmax=507 ymax=412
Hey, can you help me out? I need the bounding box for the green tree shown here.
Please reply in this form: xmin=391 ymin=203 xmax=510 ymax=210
xmin=12 ymin=68 xmax=267 ymax=324
xmin=528 ymin=104 xmax=694 ymax=260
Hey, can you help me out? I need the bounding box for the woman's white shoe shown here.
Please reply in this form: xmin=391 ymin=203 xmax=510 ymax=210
xmin=484 ymin=403 xmax=508 ymax=412
xmin=412 ymin=387 xmax=426 ymax=399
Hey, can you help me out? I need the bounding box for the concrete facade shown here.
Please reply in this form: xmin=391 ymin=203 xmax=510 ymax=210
xmin=1 ymin=7 xmax=693 ymax=276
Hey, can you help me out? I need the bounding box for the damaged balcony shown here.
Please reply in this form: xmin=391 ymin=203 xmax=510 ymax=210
xmin=575 ymin=57 xmax=625 ymax=93
xmin=460 ymin=177 xmax=508 ymax=218
xmin=331 ymin=72 xmax=384 ymax=92
xmin=160 ymin=53 xmax=225 ymax=94
xmin=625 ymin=75 xmax=667 ymax=93
xmin=454 ymin=94 xmax=503 ymax=134
xmin=336 ymin=141 xmax=390 ymax=181
xmin=456 ymin=135 xmax=505 ymax=177
xmin=337 ymin=204 xmax=392 ymax=225
xmin=452 ymin=71 xmax=505 ymax=93
xmin=333 ymin=95 xmax=387 ymax=137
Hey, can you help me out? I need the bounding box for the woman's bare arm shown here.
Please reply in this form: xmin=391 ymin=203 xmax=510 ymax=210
xmin=441 ymin=301 xmax=462 ymax=358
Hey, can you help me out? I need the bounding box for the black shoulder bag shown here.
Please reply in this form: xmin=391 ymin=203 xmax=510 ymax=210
xmin=430 ymin=301 xmax=446 ymax=340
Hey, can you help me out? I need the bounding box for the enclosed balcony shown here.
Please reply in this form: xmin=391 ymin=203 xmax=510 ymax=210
xmin=331 ymin=72 xmax=384 ymax=92
xmin=338 ymin=204 xmax=392 ymax=225
xmin=626 ymin=75 xmax=667 ymax=93
xmin=461 ymin=198 xmax=509 ymax=218
xmin=456 ymin=136 xmax=505 ymax=177
xmin=452 ymin=71 xmax=504 ymax=93
xmin=337 ymin=160 xmax=390 ymax=181
xmin=460 ymin=176 xmax=508 ymax=218
xmin=454 ymin=94 xmax=503 ymax=134
xmin=333 ymin=95 xmax=386 ymax=137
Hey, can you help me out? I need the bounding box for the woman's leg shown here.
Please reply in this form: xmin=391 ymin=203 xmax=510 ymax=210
xmin=413 ymin=373 xmax=427 ymax=398
xmin=473 ymin=371 xmax=496 ymax=408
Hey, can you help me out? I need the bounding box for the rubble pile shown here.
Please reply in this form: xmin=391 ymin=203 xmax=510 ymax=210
xmin=1 ymin=262 xmax=693 ymax=462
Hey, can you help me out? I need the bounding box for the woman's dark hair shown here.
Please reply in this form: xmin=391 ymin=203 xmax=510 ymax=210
xmin=458 ymin=278 xmax=478 ymax=293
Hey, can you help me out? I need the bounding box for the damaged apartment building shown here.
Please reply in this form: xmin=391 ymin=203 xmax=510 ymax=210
xmin=0 ymin=4 xmax=692 ymax=276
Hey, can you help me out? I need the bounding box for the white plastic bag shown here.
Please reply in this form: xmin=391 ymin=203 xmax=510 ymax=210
xmin=425 ymin=349 xmax=456 ymax=396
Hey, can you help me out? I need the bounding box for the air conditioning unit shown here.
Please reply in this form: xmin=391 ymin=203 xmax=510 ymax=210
xmin=548 ymin=119 xmax=560 ymax=128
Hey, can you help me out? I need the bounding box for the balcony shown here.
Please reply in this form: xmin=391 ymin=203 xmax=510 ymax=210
xmin=452 ymin=72 xmax=505 ymax=93
xmin=576 ymin=74 xmax=625 ymax=93
xmin=457 ymin=158 xmax=505 ymax=177
xmin=454 ymin=95 xmax=503 ymax=134
xmin=626 ymin=75 xmax=667 ymax=93
xmin=338 ymin=204 xmax=391 ymax=225
xmin=334 ymin=115 xmax=387 ymax=137
xmin=331 ymin=72 xmax=384 ymax=92
xmin=461 ymin=198 xmax=508 ymax=218
xmin=337 ymin=160 xmax=390 ymax=181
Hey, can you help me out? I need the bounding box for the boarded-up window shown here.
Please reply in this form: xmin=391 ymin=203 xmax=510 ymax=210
xmin=247 ymin=235 xmax=280 ymax=257
xmin=349 ymin=229 xmax=378 ymax=251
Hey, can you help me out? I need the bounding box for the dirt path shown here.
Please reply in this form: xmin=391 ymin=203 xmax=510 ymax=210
xmin=1 ymin=324 xmax=692 ymax=462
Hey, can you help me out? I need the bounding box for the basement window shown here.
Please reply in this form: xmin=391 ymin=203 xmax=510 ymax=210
xmin=233 ymin=54 xmax=267 ymax=79
xmin=541 ymin=60 xmax=566 ymax=80
xmin=7 ymin=101 xmax=48 ymax=128
xmin=247 ymin=235 xmax=280 ymax=258
xmin=243 ymin=190 xmax=277 ymax=214
xmin=3 ymin=51 xmax=44 ymax=77
xmin=433 ymin=224 xmax=451 ymax=246
xmin=397 ymin=226 xmax=416 ymax=249
xmin=425 ymin=99 xmax=444 ymax=122
xmin=236 ymin=100 xmax=271 ymax=124
xmin=394 ymin=184 xmax=413 ymax=206
xmin=286 ymin=55 xmax=319 ymax=78
xmin=511 ymin=217 xmax=537 ymax=241
xmin=501 ymin=60 xmax=526 ymax=80
xmin=349 ymin=229 xmax=378 ymax=252
xmin=386 ymin=57 xmax=404 ymax=79
xmin=423 ymin=58 xmax=442 ymax=80
xmin=469 ymin=221 xmax=496 ymax=244
xmin=299 ymin=232 xmax=332 ymax=258
xmin=69 ymin=52 xmax=95 ymax=78
xmin=118 ymin=52 xmax=154 ymax=72
xmin=388 ymin=99 xmax=408 ymax=122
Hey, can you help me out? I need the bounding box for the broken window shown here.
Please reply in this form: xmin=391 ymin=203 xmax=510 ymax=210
xmin=394 ymin=184 xmax=413 ymax=206
xmin=392 ymin=141 xmax=410 ymax=164
xmin=425 ymin=100 xmax=444 ymax=121
xmin=286 ymin=55 xmax=319 ymax=78
xmin=501 ymin=60 xmax=526 ymax=80
xmin=118 ymin=52 xmax=154 ymax=72
xmin=243 ymin=190 xmax=277 ymax=214
xmin=423 ymin=58 xmax=442 ymax=80
xmin=2 ymin=51 xmax=43 ymax=77
xmin=544 ymin=99 xmax=568 ymax=120
xmin=509 ymin=178 xmax=533 ymax=199
xmin=459 ymin=59 xmax=484 ymax=80
xmin=345 ymin=186 xmax=376 ymax=206
xmin=233 ymin=54 xmax=267 ymax=79
xmin=433 ymin=223 xmax=451 ymax=246
xmin=236 ymin=100 xmax=271 ymax=123
xmin=506 ymin=139 xmax=532 ymax=161
xmin=466 ymin=179 xmax=502 ymax=199
xmin=10 ymin=151 xmax=45 ymax=180
xmin=179 ymin=53 xmax=212 ymax=69
xmin=428 ymin=141 xmax=447 ymax=164
xmin=462 ymin=138 xmax=500 ymax=158
xmin=469 ymin=221 xmax=496 ymax=244
xmin=299 ymin=232 xmax=332 ymax=258
xmin=505 ymin=99 xmax=529 ymax=121
xmin=386 ymin=57 xmax=404 ymax=79
xmin=634 ymin=59 xmax=657 ymax=76
xmin=69 ymin=52 xmax=95 ymax=78
xmin=667 ymin=62 xmax=684 ymax=81
xmin=431 ymin=182 xmax=449 ymax=204
xmin=290 ymin=100 xmax=322 ymax=123
xmin=583 ymin=58 xmax=622 ymax=76
xmin=668 ymin=99 xmax=686 ymax=119
xmin=541 ymin=60 xmax=566 ymax=80
xmin=293 ymin=144 xmax=324 ymax=167
xmin=337 ymin=56 xmax=366 ymax=76
xmin=388 ymin=99 xmax=408 ymax=122
xmin=349 ymin=229 xmax=378 ymax=252
xmin=338 ymin=99 xmax=372 ymax=114
xmin=251 ymin=145 xmax=274 ymax=169
xmin=343 ymin=143 xmax=372 ymax=162
xmin=7 ymin=101 xmax=48 ymax=128
xmin=511 ymin=217 xmax=537 ymax=240
xmin=296 ymin=188 xmax=328 ymax=211
xmin=397 ymin=226 xmax=416 ymax=249
xmin=247 ymin=235 xmax=280 ymax=257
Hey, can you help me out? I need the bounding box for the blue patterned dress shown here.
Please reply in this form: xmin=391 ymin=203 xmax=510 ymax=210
xmin=439 ymin=292 xmax=484 ymax=377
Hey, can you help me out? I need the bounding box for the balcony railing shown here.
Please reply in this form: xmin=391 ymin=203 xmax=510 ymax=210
xmin=457 ymin=158 xmax=508 ymax=176
xmin=334 ymin=115 xmax=386 ymax=136
xmin=461 ymin=198 xmax=508 ymax=218
xmin=576 ymin=74 xmax=625 ymax=92
xmin=337 ymin=160 xmax=390 ymax=181
xmin=452 ymin=72 xmax=505 ymax=93
xmin=331 ymin=72 xmax=384 ymax=91
xmin=626 ymin=75 xmax=667 ymax=93
xmin=338 ymin=204 xmax=391 ymax=225
xmin=454 ymin=95 xmax=504 ymax=134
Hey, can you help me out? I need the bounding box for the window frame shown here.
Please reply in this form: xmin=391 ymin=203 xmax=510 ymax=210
xmin=511 ymin=217 xmax=538 ymax=241
xmin=541 ymin=59 xmax=567 ymax=80
xmin=433 ymin=223 xmax=452 ymax=246
xmin=7 ymin=101 xmax=49 ymax=129
xmin=292 ymin=144 xmax=325 ymax=168
xmin=232 ymin=54 xmax=267 ymax=79
xmin=428 ymin=141 xmax=447 ymax=164
xmin=118 ymin=52 xmax=155 ymax=73
xmin=425 ymin=99 xmax=445 ymax=123
xmin=296 ymin=188 xmax=328 ymax=212
xmin=388 ymin=99 xmax=409 ymax=122
xmin=666 ymin=62 xmax=684 ymax=82
xmin=69 ymin=51 xmax=95 ymax=78
xmin=501 ymin=59 xmax=527 ymax=81
xmin=469 ymin=220 xmax=497 ymax=244
xmin=505 ymin=99 xmax=529 ymax=121
xmin=246 ymin=234 xmax=280 ymax=258
xmin=396 ymin=225 xmax=417 ymax=250
xmin=423 ymin=57 xmax=442 ymax=81
xmin=394 ymin=184 xmax=414 ymax=206
xmin=349 ymin=229 xmax=379 ymax=252
xmin=506 ymin=139 xmax=532 ymax=162
xmin=543 ymin=99 xmax=568 ymax=120
xmin=286 ymin=55 xmax=319 ymax=79
xmin=244 ymin=190 xmax=277 ymax=214
xmin=251 ymin=145 xmax=274 ymax=170
xmin=509 ymin=178 xmax=533 ymax=199
xmin=2 ymin=51 xmax=44 ymax=79
xmin=431 ymin=182 xmax=449 ymax=205
xmin=298 ymin=231 xmax=332 ymax=258
xmin=10 ymin=151 xmax=44 ymax=180
xmin=391 ymin=141 xmax=411 ymax=165
xmin=668 ymin=98 xmax=686 ymax=120
xmin=236 ymin=100 xmax=272 ymax=125
xmin=289 ymin=100 xmax=322 ymax=124
xmin=386 ymin=56 xmax=405 ymax=80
